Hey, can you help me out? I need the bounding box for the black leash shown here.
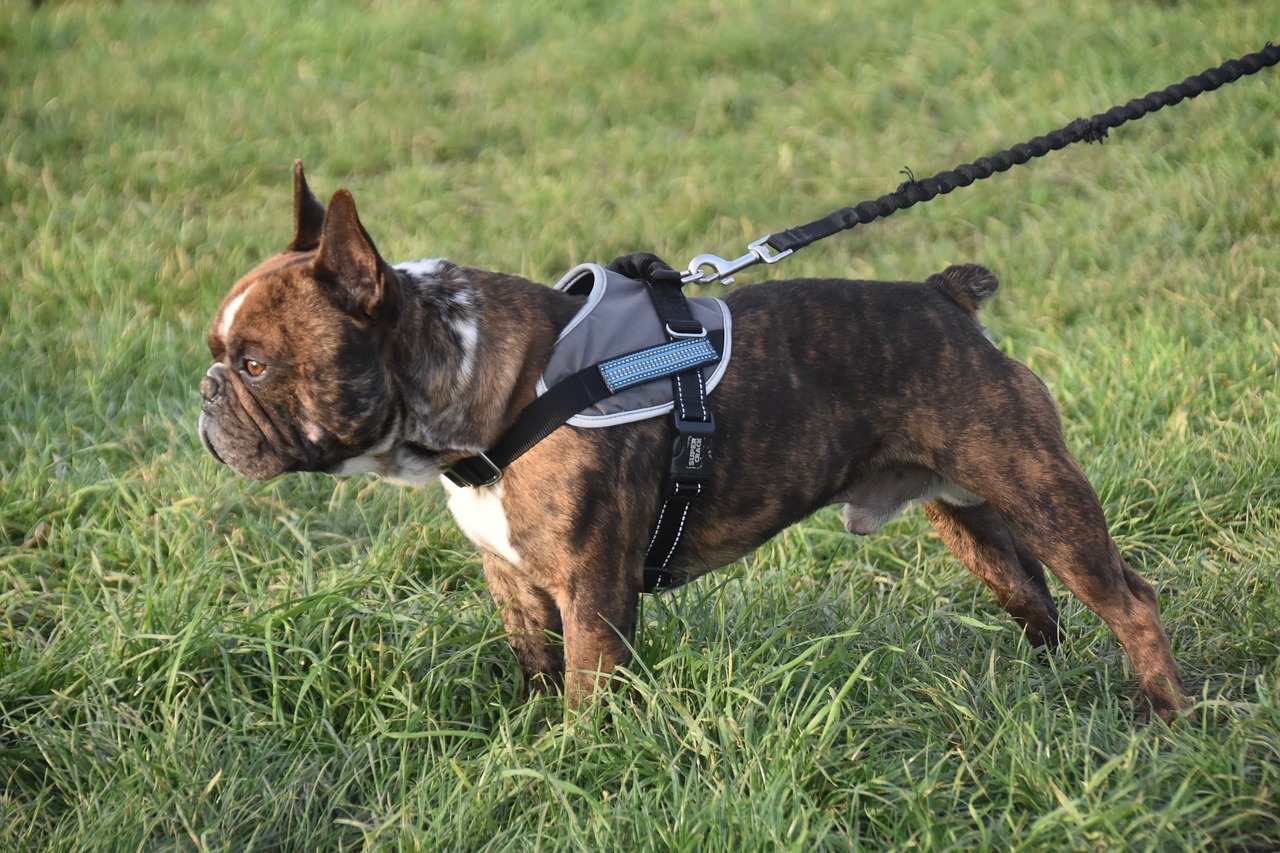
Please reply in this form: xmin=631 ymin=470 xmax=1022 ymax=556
xmin=682 ymin=41 xmax=1280 ymax=285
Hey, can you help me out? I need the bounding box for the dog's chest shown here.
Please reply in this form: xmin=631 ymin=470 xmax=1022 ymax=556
xmin=442 ymin=481 xmax=522 ymax=567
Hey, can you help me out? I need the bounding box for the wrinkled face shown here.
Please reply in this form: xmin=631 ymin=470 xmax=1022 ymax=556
xmin=198 ymin=252 xmax=395 ymax=480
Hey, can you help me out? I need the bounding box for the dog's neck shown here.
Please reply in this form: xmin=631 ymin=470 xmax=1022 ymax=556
xmin=374 ymin=259 xmax=581 ymax=480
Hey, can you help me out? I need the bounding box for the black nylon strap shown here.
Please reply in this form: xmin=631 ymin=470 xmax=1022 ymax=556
xmin=488 ymin=367 xmax=611 ymax=469
xmin=642 ymin=479 xmax=703 ymax=590
xmin=645 ymin=270 xmax=705 ymax=337
xmin=444 ymin=331 xmax=726 ymax=488
xmin=444 ymin=364 xmax=610 ymax=487
xmin=610 ymin=254 xmax=718 ymax=591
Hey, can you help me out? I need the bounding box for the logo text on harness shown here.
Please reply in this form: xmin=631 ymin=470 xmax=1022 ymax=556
xmin=687 ymin=437 xmax=705 ymax=468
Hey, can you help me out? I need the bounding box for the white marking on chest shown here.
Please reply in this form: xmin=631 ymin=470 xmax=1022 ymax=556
xmin=442 ymin=479 xmax=521 ymax=567
xmin=328 ymin=428 xmax=398 ymax=478
xmin=217 ymin=282 xmax=256 ymax=341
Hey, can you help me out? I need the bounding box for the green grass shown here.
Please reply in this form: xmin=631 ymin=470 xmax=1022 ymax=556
xmin=3 ymin=0 xmax=1279 ymax=849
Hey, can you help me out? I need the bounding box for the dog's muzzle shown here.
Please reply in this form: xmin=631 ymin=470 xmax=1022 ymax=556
xmin=198 ymin=363 xmax=228 ymax=464
xmin=201 ymin=363 xmax=227 ymax=408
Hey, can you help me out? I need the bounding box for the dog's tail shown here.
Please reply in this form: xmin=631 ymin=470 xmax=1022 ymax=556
xmin=927 ymin=264 xmax=999 ymax=316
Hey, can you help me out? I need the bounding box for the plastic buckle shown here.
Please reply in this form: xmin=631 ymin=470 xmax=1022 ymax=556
xmin=673 ymin=410 xmax=715 ymax=437
xmin=665 ymin=320 xmax=707 ymax=339
xmin=670 ymin=430 xmax=713 ymax=484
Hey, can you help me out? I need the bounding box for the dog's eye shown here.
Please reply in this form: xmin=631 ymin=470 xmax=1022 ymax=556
xmin=243 ymin=358 xmax=266 ymax=377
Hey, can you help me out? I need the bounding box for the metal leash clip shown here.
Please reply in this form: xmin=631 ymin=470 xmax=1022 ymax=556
xmin=681 ymin=237 xmax=793 ymax=285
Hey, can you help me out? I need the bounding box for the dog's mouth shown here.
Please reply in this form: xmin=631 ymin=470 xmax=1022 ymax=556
xmin=196 ymin=411 xmax=300 ymax=481
xmin=197 ymin=414 xmax=227 ymax=465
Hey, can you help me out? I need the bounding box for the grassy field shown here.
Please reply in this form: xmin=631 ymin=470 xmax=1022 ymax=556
xmin=3 ymin=0 xmax=1279 ymax=849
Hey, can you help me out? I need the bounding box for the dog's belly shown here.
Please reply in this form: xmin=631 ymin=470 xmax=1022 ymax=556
xmin=836 ymin=465 xmax=982 ymax=535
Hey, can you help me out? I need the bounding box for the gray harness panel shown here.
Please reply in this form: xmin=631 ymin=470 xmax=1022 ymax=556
xmin=537 ymin=264 xmax=732 ymax=426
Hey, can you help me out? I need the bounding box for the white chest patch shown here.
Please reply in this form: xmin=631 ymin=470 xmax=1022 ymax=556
xmin=441 ymin=479 xmax=522 ymax=567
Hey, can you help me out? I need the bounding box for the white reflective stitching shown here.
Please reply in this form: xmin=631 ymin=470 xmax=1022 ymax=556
xmin=646 ymin=502 xmax=672 ymax=554
xmin=674 ymin=372 xmax=687 ymax=420
xmin=660 ymin=504 xmax=690 ymax=568
xmin=598 ymin=339 xmax=719 ymax=392
xmin=604 ymin=338 xmax=713 ymax=369
xmin=657 ymin=482 xmax=702 ymax=569
xmin=692 ymin=361 xmax=708 ymax=421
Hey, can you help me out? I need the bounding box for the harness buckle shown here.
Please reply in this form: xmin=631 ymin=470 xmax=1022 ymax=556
xmin=670 ymin=421 xmax=713 ymax=484
xmin=673 ymin=411 xmax=715 ymax=437
xmin=664 ymin=321 xmax=707 ymax=339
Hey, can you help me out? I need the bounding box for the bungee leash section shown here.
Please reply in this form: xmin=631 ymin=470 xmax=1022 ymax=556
xmin=682 ymin=41 xmax=1280 ymax=286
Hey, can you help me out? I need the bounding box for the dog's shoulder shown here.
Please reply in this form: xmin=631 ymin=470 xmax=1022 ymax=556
xmin=925 ymin=264 xmax=999 ymax=316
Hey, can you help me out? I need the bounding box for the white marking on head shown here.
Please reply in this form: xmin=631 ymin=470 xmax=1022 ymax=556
xmin=442 ymin=479 xmax=521 ymax=567
xmin=217 ymin=282 xmax=256 ymax=342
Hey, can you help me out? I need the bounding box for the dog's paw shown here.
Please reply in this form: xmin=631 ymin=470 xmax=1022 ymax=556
xmin=1135 ymin=690 xmax=1195 ymax=726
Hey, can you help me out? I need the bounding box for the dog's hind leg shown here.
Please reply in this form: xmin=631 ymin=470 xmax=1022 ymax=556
xmin=921 ymin=499 xmax=1064 ymax=648
xmin=953 ymin=445 xmax=1188 ymax=722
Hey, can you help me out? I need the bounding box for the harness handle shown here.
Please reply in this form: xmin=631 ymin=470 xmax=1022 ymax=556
xmin=681 ymin=41 xmax=1280 ymax=285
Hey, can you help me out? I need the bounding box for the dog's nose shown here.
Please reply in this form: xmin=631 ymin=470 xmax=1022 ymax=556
xmin=201 ymin=365 xmax=225 ymax=405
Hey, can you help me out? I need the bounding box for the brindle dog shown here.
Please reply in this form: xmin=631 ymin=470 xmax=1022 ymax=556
xmin=200 ymin=163 xmax=1188 ymax=722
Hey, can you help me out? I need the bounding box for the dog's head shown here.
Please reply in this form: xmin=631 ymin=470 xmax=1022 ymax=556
xmin=198 ymin=162 xmax=403 ymax=480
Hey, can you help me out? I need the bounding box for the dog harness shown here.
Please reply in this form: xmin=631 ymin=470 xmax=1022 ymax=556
xmin=444 ymin=254 xmax=729 ymax=591
xmin=537 ymin=263 xmax=731 ymax=425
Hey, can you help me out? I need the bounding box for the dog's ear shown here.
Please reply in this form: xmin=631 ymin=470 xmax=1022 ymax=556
xmin=313 ymin=189 xmax=390 ymax=318
xmin=287 ymin=160 xmax=327 ymax=253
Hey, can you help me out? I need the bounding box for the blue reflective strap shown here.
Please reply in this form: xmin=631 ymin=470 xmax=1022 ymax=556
xmin=597 ymin=338 xmax=720 ymax=394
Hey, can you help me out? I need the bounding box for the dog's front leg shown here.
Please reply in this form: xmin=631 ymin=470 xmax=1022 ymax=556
xmin=558 ymin=561 xmax=642 ymax=707
xmin=482 ymin=553 xmax=565 ymax=695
